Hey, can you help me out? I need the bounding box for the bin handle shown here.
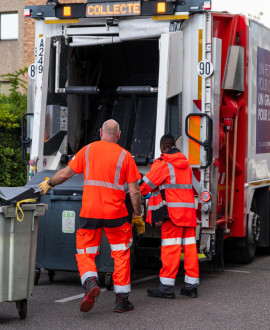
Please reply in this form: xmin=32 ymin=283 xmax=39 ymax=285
xmin=16 ymin=199 xmax=37 ymax=222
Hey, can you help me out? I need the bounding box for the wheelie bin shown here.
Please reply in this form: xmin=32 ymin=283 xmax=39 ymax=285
xmin=0 ymin=202 xmax=46 ymax=319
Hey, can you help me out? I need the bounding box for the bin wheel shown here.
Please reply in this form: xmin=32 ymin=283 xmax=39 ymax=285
xmin=34 ymin=268 xmax=41 ymax=285
xmin=105 ymin=273 xmax=113 ymax=290
xmin=48 ymin=270 xmax=55 ymax=282
xmin=16 ymin=299 xmax=27 ymax=319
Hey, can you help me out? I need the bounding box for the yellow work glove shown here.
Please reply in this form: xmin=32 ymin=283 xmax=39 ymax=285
xmin=38 ymin=179 xmax=53 ymax=195
xmin=132 ymin=214 xmax=145 ymax=235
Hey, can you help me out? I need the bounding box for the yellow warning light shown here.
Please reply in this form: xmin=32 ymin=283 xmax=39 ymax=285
xmin=63 ymin=6 xmax=71 ymax=17
xmin=157 ymin=2 xmax=166 ymax=14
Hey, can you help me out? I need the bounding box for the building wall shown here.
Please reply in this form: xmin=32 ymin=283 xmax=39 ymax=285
xmin=0 ymin=1 xmax=25 ymax=77
xmin=24 ymin=0 xmax=83 ymax=70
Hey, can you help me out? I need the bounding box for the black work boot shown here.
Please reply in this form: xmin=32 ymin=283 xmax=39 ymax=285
xmin=80 ymin=277 xmax=100 ymax=312
xmin=114 ymin=294 xmax=134 ymax=313
xmin=147 ymin=288 xmax=175 ymax=299
xmin=181 ymin=287 xmax=198 ymax=298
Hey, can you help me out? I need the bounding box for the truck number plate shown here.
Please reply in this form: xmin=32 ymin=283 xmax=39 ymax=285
xmin=86 ymin=1 xmax=141 ymax=17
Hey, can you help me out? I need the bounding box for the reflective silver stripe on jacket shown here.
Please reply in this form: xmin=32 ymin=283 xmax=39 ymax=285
xmin=167 ymin=202 xmax=195 ymax=208
xmin=161 ymin=237 xmax=182 ymax=246
xmin=167 ymin=162 xmax=176 ymax=184
xmin=114 ymin=150 xmax=127 ymax=184
xmin=160 ymin=184 xmax=193 ymax=190
xmin=182 ymin=237 xmax=196 ymax=245
xmin=85 ymin=143 xmax=91 ymax=179
xmin=81 ymin=271 xmax=98 ymax=284
xmin=148 ymin=200 xmax=167 ymax=210
xmin=185 ymin=275 xmax=199 ymax=285
xmin=160 ymin=277 xmax=175 ymax=286
xmin=84 ymin=180 xmax=125 ymax=191
xmin=114 ymin=284 xmax=131 ymax=293
xmin=151 ymin=190 xmax=161 ymax=197
xmin=142 ymin=176 xmax=156 ymax=189
xmin=84 ymin=145 xmax=126 ymax=190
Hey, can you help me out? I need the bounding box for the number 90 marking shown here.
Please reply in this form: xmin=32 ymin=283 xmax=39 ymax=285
xmin=197 ymin=60 xmax=213 ymax=78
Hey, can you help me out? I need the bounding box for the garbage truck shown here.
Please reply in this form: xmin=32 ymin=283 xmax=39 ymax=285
xmin=23 ymin=0 xmax=270 ymax=278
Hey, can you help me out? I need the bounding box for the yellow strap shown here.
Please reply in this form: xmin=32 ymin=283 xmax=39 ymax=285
xmin=16 ymin=199 xmax=37 ymax=222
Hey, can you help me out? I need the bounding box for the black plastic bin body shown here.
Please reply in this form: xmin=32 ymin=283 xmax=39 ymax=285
xmin=26 ymin=171 xmax=114 ymax=276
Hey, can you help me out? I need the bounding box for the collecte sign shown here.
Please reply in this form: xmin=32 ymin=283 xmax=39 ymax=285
xmin=86 ymin=1 xmax=141 ymax=17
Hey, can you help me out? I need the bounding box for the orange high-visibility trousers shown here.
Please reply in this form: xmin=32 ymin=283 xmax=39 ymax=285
xmin=159 ymin=219 xmax=199 ymax=287
xmin=75 ymin=222 xmax=133 ymax=294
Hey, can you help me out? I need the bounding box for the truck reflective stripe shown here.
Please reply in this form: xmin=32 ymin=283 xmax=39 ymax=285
xmin=114 ymin=149 xmax=127 ymax=184
xmin=185 ymin=275 xmax=199 ymax=285
xmin=160 ymin=277 xmax=175 ymax=286
xmin=167 ymin=202 xmax=195 ymax=208
xmin=110 ymin=243 xmax=130 ymax=251
xmin=114 ymin=284 xmax=131 ymax=293
xmin=167 ymin=162 xmax=176 ymax=184
xmin=81 ymin=271 xmax=98 ymax=284
xmin=161 ymin=237 xmax=182 ymax=246
xmin=182 ymin=237 xmax=196 ymax=245
xmin=160 ymin=184 xmax=193 ymax=189
xmin=85 ymin=143 xmax=91 ymax=180
xmin=86 ymin=246 xmax=100 ymax=254
xmin=84 ymin=180 xmax=125 ymax=191
xmin=148 ymin=200 xmax=167 ymax=210
xmin=142 ymin=176 xmax=156 ymax=189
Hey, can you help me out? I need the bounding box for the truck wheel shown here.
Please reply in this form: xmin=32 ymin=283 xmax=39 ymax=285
xmin=237 ymin=202 xmax=260 ymax=264
xmin=16 ymin=299 xmax=27 ymax=319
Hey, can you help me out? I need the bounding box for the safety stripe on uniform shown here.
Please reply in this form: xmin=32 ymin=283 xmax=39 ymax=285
xmin=167 ymin=202 xmax=195 ymax=208
xmin=148 ymin=200 xmax=167 ymax=210
xmin=185 ymin=275 xmax=199 ymax=285
xmin=160 ymin=277 xmax=175 ymax=286
xmin=81 ymin=271 xmax=98 ymax=285
xmin=114 ymin=284 xmax=131 ymax=293
xmin=114 ymin=150 xmax=127 ymax=184
xmin=85 ymin=143 xmax=91 ymax=180
xmin=161 ymin=237 xmax=182 ymax=246
xmin=86 ymin=246 xmax=100 ymax=254
xmin=110 ymin=243 xmax=128 ymax=251
xmin=151 ymin=190 xmax=161 ymax=197
xmin=84 ymin=180 xmax=125 ymax=191
xmin=167 ymin=163 xmax=176 ymax=184
xmin=182 ymin=237 xmax=196 ymax=245
xmin=160 ymin=184 xmax=192 ymax=190
xmin=142 ymin=176 xmax=156 ymax=189
xmin=77 ymin=249 xmax=84 ymax=254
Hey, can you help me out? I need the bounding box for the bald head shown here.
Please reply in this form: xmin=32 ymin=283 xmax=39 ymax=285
xmin=100 ymin=119 xmax=121 ymax=143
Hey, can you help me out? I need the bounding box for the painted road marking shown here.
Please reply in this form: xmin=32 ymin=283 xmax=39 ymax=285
xmin=55 ymin=275 xmax=159 ymax=303
xmin=224 ymin=269 xmax=251 ymax=274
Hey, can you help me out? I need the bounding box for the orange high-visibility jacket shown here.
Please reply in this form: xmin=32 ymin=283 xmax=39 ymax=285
xmin=140 ymin=148 xmax=196 ymax=227
xmin=68 ymin=140 xmax=140 ymax=219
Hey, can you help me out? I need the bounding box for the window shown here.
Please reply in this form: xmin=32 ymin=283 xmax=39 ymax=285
xmin=0 ymin=13 xmax=18 ymax=40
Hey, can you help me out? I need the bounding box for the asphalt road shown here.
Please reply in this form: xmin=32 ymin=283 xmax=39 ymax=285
xmin=1 ymin=253 xmax=270 ymax=329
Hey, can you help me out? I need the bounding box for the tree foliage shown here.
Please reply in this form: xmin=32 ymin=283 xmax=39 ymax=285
xmin=0 ymin=68 xmax=27 ymax=187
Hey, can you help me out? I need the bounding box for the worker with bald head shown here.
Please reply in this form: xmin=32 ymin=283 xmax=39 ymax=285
xmin=39 ymin=119 xmax=143 ymax=313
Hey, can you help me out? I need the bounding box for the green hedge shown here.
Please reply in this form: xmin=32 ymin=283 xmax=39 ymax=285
xmin=0 ymin=69 xmax=27 ymax=187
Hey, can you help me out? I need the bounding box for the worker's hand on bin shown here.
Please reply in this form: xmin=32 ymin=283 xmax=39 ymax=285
xmin=132 ymin=214 xmax=145 ymax=235
xmin=39 ymin=179 xmax=53 ymax=195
